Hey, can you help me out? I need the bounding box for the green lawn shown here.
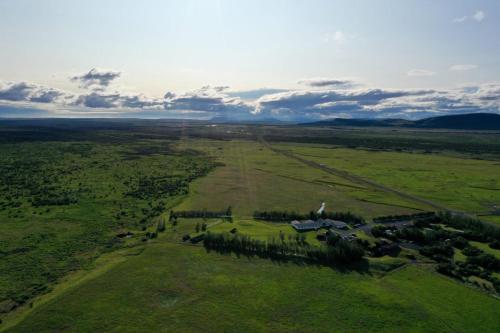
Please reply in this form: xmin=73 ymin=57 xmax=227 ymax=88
xmin=5 ymin=241 xmax=499 ymax=333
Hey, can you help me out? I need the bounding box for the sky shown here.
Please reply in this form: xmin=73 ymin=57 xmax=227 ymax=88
xmin=0 ymin=0 xmax=499 ymax=121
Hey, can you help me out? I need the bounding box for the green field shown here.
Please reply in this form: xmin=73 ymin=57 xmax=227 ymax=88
xmin=273 ymin=143 xmax=500 ymax=224
xmin=175 ymin=139 xmax=431 ymax=217
xmin=0 ymin=138 xmax=216 ymax=313
xmin=1 ymin=123 xmax=499 ymax=332
xmin=5 ymin=242 xmax=499 ymax=333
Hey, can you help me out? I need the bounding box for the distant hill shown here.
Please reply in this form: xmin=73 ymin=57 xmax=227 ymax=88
xmin=301 ymin=118 xmax=413 ymax=127
xmin=302 ymin=113 xmax=500 ymax=130
xmin=413 ymin=113 xmax=500 ymax=130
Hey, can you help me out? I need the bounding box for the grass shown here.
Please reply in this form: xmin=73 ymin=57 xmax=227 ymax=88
xmin=1 ymin=125 xmax=499 ymax=332
xmin=175 ymin=139 xmax=430 ymax=218
xmin=5 ymin=242 xmax=499 ymax=333
xmin=470 ymin=241 xmax=500 ymax=259
xmin=0 ymin=139 xmax=215 ymax=310
xmin=273 ymin=143 xmax=500 ymax=223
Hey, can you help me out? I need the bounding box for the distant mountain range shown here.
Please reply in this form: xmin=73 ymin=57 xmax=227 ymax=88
xmin=301 ymin=113 xmax=500 ymax=130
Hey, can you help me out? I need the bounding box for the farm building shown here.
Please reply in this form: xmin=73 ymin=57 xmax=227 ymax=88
xmin=291 ymin=219 xmax=349 ymax=231
xmin=320 ymin=218 xmax=348 ymax=230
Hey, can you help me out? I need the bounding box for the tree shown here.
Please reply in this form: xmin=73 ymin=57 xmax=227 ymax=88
xmin=157 ymin=219 xmax=165 ymax=232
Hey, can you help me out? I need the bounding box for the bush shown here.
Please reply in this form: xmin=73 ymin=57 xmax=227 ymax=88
xmin=437 ymin=262 xmax=456 ymax=277
xmin=419 ymin=244 xmax=454 ymax=259
xmin=451 ymin=236 xmax=468 ymax=249
xmin=489 ymin=240 xmax=500 ymax=250
xmin=462 ymin=246 xmax=483 ymax=257
xmin=466 ymin=254 xmax=500 ymax=271
xmin=156 ymin=220 xmax=166 ymax=232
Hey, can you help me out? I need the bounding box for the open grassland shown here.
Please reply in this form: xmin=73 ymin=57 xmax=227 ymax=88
xmin=272 ymin=142 xmax=500 ymax=223
xmin=0 ymin=139 xmax=216 ymax=312
xmin=5 ymin=241 xmax=499 ymax=333
xmin=175 ymin=139 xmax=431 ymax=218
xmin=1 ymin=123 xmax=500 ymax=332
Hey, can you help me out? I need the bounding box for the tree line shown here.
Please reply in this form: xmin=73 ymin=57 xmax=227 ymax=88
xmin=253 ymin=210 xmax=365 ymax=225
xmin=372 ymin=211 xmax=436 ymax=223
xmin=170 ymin=206 xmax=232 ymax=219
xmin=203 ymin=232 xmax=365 ymax=265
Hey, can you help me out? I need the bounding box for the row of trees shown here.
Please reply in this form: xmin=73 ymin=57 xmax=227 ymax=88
xmin=203 ymin=232 xmax=365 ymax=264
xmin=253 ymin=210 xmax=365 ymax=225
xmin=170 ymin=206 xmax=232 ymax=219
xmin=372 ymin=211 xmax=436 ymax=223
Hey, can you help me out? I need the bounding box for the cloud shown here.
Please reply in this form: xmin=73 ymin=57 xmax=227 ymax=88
xmin=226 ymin=88 xmax=288 ymax=101
xmin=74 ymin=92 xmax=163 ymax=109
xmin=29 ymin=88 xmax=65 ymax=103
xmin=71 ymin=68 xmax=121 ymax=89
xmin=322 ymin=30 xmax=351 ymax=44
xmin=164 ymin=86 xmax=253 ymax=116
xmin=253 ymin=83 xmax=500 ymax=121
xmin=473 ymin=10 xmax=485 ymax=22
xmin=255 ymin=88 xmax=434 ymax=120
xmin=407 ymin=69 xmax=435 ymax=77
xmin=453 ymin=10 xmax=485 ymax=23
xmin=0 ymin=82 xmax=33 ymax=101
xmin=298 ymin=78 xmax=355 ymax=88
xmin=0 ymin=82 xmax=67 ymax=103
xmin=453 ymin=16 xmax=468 ymax=23
xmin=2 ymin=70 xmax=500 ymax=121
xmin=450 ymin=64 xmax=478 ymax=71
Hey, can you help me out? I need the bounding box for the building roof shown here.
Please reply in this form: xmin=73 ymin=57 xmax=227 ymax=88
xmin=291 ymin=219 xmax=348 ymax=231
xmin=321 ymin=219 xmax=348 ymax=228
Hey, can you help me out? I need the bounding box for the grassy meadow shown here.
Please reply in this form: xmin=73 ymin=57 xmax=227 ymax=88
xmin=1 ymin=122 xmax=499 ymax=332
xmin=273 ymin=142 xmax=500 ymax=224
xmin=175 ymin=139 xmax=431 ymax=218
xmin=5 ymin=242 xmax=500 ymax=333
xmin=0 ymin=138 xmax=216 ymax=314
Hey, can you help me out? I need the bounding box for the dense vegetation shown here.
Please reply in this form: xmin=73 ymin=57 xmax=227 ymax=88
xmin=372 ymin=211 xmax=436 ymax=223
xmin=371 ymin=212 xmax=500 ymax=293
xmin=253 ymin=210 xmax=365 ymax=225
xmin=0 ymin=135 xmax=217 ymax=314
xmin=170 ymin=207 xmax=233 ymax=219
xmin=203 ymin=231 xmax=365 ymax=264
xmin=1 ymin=120 xmax=499 ymax=331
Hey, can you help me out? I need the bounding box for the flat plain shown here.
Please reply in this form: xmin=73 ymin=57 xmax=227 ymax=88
xmin=1 ymin=121 xmax=499 ymax=332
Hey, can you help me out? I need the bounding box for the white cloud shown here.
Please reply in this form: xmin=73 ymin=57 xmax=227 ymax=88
xmin=453 ymin=16 xmax=467 ymax=23
xmin=2 ymin=69 xmax=500 ymax=121
xmin=473 ymin=10 xmax=485 ymax=22
xmin=322 ymin=30 xmax=350 ymax=44
xmin=407 ymin=69 xmax=436 ymax=77
xmin=453 ymin=9 xmax=485 ymax=23
xmin=450 ymin=64 xmax=478 ymax=71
